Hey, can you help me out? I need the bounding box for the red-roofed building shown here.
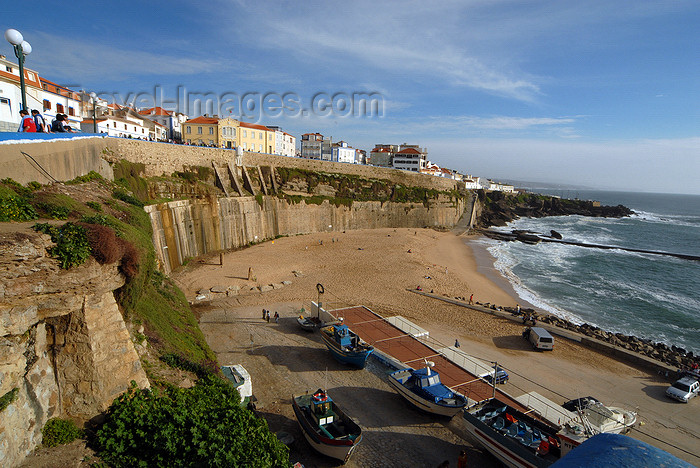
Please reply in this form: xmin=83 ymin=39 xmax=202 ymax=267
xmin=300 ymin=132 xmax=331 ymax=159
xmin=182 ymin=116 xmax=240 ymax=148
xmin=392 ymin=145 xmax=428 ymax=172
xmin=138 ymin=107 xmax=189 ymax=141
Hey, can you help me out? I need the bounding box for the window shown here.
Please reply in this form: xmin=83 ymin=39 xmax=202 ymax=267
xmin=27 ymin=72 xmax=34 ymax=80
xmin=142 ymin=129 xmax=145 ymax=133
xmin=259 ymin=133 xmax=262 ymax=140
xmin=56 ymin=103 xmax=64 ymax=113
xmin=243 ymin=143 xmax=247 ymax=150
xmin=197 ymin=126 xmax=202 ymax=134
xmin=243 ymin=130 xmax=247 ymax=137
xmin=186 ymin=126 xmax=191 ymax=133
xmin=43 ymin=99 xmax=51 ymax=110
xmin=258 ymin=144 xmax=262 ymax=152
xmin=209 ymin=127 xmax=213 ymax=134
xmin=68 ymin=107 xmax=75 ymax=116
xmin=209 ymin=140 xmax=214 ymax=145
xmin=124 ymin=124 xmax=127 ymax=130
xmin=5 ymin=66 xmax=12 ymax=72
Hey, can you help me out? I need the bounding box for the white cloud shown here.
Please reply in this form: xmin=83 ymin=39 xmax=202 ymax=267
xmin=25 ymin=31 xmax=222 ymax=84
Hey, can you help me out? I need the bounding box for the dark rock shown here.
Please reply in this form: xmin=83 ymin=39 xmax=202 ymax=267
xmin=550 ymin=230 xmax=563 ymax=239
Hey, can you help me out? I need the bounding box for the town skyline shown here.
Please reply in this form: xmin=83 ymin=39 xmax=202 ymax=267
xmin=5 ymin=0 xmax=700 ymax=194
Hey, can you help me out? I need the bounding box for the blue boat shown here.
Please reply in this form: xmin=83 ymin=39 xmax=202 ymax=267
xmin=319 ymin=324 xmax=373 ymax=368
xmin=388 ymin=365 xmax=467 ymax=416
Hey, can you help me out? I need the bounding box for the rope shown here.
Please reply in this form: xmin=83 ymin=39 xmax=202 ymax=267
xmin=21 ymin=151 xmax=60 ymax=183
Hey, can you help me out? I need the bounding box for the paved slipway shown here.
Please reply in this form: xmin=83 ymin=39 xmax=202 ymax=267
xmin=197 ymin=301 xmax=497 ymax=468
xmin=181 ymin=228 xmax=700 ymax=466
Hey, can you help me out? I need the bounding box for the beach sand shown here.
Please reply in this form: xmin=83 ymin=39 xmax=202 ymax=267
xmin=174 ymin=227 xmax=700 ymax=465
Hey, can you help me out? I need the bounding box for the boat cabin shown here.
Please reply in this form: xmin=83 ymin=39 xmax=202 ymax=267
xmin=311 ymin=390 xmax=335 ymax=426
xmin=333 ymin=325 xmax=357 ymax=349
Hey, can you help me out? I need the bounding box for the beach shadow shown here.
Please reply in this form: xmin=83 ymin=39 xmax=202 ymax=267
xmin=225 ymin=275 xmax=250 ymax=280
xmin=247 ymin=344 xmax=364 ymax=373
xmin=492 ymin=335 xmax=532 ymax=351
xmin=640 ymin=383 xmax=673 ymax=402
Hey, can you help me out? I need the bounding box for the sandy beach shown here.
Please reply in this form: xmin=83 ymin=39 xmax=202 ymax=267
xmin=174 ymin=228 xmax=700 ymax=466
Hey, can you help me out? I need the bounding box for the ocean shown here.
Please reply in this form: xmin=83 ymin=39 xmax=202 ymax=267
xmin=474 ymin=190 xmax=700 ymax=355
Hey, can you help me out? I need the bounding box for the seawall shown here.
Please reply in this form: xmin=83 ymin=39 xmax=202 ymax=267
xmin=147 ymin=195 xmax=466 ymax=274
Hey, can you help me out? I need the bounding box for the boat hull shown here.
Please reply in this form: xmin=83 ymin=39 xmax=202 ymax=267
xmin=320 ymin=330 xmax=373 ymax=368
xmin=461 ymin=409 xmax=552 ymax=468
xmin=291 ymin=395 xmax=362 ymax=463
xmin=387 ymin=373 xmax=465 ymax=417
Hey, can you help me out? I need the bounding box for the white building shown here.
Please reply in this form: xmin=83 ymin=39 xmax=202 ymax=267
xmin=392 ymin=147 xmax=427 ymax=172
xmin=486 ymin=179 xmax=515 ymax=192
xmin=463 ymin=176 xmax=482 ymax=190
xmin=267 ymin=126 xmax=297 ymax=157
xmin=80 ymin=114 xmax=151 ymax=139
xmin=138 ymin=107 xmax=188 ymax=141
xmin=301 ymin=133 xmax=323 ymax=159
xmin=0 ymin=55 xmax=52 ymax=131
xmin=38 ymin=78 xmax=82 ymax=130
xmin=331 ymin=141 xmax=357 ymax=163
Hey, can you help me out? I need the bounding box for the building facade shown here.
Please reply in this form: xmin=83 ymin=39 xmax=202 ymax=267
xmin=239 ymin=121 xmax=273 ymax=153
xmin=138 ymin=107 xmax=189 ymax=141
xmin=391 ymin=146 xmax=427 ymax=172
xmin=331 ymin=141 xmax=357 ymax=164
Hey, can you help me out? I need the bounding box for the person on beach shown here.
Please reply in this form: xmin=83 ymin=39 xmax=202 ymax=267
xmin=274 ymin=311 xmax=279 ymax=323
xmin=455 ymin=339 xmax=460 ymax=348
xmin=516 ymin=304 xmax=521 ymax=314
xmin=262 ymin=308 xmax=266 ymax=320
xmin=266 ymin=310 xmax=270 ymax=322
xmin=469 ymin=294 xmax=473 ymax=304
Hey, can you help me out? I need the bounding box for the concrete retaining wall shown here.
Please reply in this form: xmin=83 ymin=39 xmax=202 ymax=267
xmin=147 ymin=195 xmax=465 ymax=274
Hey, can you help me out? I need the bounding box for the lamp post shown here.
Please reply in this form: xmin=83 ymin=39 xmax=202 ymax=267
xmin=4 ymin=29 xmax=32 ymax=111
xmin=90 ymin=92 xmax=98 ymax=133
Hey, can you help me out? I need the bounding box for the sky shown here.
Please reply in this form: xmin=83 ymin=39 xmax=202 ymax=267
xmin=4 ymin=0 xmax=700 ymax=194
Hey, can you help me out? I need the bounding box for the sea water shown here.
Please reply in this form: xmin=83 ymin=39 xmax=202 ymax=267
xmin=475 ymin=190 xmax=700 ymax=354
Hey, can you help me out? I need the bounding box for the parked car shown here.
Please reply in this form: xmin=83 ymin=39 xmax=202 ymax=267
xmin=480 ymin=366 xmax=509 ymax=384
xmin=666 ymin=377 xmax=700 ymax=403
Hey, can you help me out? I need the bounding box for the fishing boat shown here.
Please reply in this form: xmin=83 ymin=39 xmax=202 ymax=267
xmin=291 ymin=389 xmax=363 ymax=463
xmin=297 ymin=314 xmax=323 ymax=332
xmin=388 ymin=364 xmax=467 ymax=417
xmin=221 ymin=364 xmax=252 ymax=406
xmin=319 ymin=323 xmax=373 ymax=368
xmin=461 ymin=398 xmax=566 ymax=468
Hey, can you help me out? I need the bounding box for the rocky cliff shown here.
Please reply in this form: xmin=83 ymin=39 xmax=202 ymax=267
xmin=0 ymin=230 xmax=148 ymax=467
xmin=476 ymin=190 xmax=633 ymax=227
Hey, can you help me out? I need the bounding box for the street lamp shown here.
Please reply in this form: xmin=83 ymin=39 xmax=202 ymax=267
xmin=90 ymin=92 xmax=98 ymax=133
xmin=4 ymin=29 xmax=32 ymax=111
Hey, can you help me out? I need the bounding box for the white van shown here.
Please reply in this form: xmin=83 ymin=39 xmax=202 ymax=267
xmin=524 ymin=327 xmax=554 ymax=350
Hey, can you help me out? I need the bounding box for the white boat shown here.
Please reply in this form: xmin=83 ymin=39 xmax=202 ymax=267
xmin=221 ymin=364 xmax=252 ymax=406
xmin=291 ymin=389 xmax=363 ymax=463
xmin=387 ymin=364 xmax=467 ymax=417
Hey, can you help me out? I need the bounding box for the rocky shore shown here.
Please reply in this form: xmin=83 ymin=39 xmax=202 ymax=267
xmin=476 ymin=302 xmax=700 ymax=373
xmin=477 ymin=190 xmax=634 ymax=227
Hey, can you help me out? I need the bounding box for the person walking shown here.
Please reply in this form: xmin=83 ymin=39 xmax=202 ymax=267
xmin=262 ymin=308 xmax=266 ymax=320
xmin=18 ymin=109 xmax=36 ymax=132
xmin=455 ymin=339 xmax=460 ymax=348
xmin=266 ymin=310 xmax=270 ymax=322
xmin=274 ymin=311 xmax=279 ymax=323
xmin=469 ymin=294 xmax=474 ymax=305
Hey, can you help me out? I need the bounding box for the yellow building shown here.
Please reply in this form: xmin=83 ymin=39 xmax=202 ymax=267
xmin=239 ymin=121 xmax=274 ymax=153
xmin=182 ymin=116 xmax=239 ymax=148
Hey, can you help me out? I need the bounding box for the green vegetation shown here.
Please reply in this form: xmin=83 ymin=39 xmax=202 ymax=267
xmin=0 ymin=185 xmax=38 ymax=221
xmin=66 ymin=171 xmax=104 ymax=185
xmin=41 ymin=418 xmax=84 ymax=447
xmin=0 ymin=388 xmax=19 ymax=412
xmin=86 ymin=201 xmax=103 ymax=212
xmin=96 ymin=379 xmax=289 ymax=468
xmin=174 ymin=166 xmax=212 ymax=184
xmin=113 ymin=160 xmax=149 ymax=201
xmin=33 ymin=222 xmax=91 ymax=269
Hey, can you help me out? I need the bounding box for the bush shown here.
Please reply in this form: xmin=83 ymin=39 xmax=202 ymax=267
xmin=0 ymin=191 xmax=38 ymax=221
xmin=35 ymin=202 xmax=71 ymax=220
xmin=113 ymin=188 xmax=144 ymax=207
xmin=33 ymin=222 xmax=90 ymax=269
xmin=86 ymin=201 xmax=103 ymax=212
xmin=77 ymin=223 xmax=140 ymax=280
xmin=66 ymin=171 xmax=103 ymax=185
xmin=96 ymin=379 xmax=289 ymax=467
xmin=42 ymin=418 xmax=84 ymax=447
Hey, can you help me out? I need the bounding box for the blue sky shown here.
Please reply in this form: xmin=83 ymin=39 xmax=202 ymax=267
xmin=5 ymin=0 xmax=700 ymax=194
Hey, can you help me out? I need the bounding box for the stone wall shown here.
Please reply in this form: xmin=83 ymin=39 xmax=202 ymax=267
xmin=0 ymin=231 xmax=148 ymax=467
xmin=147 ymin=195 xmax=465 ymax=274
xmin=101 ymin=139 xmax=460 ymax=192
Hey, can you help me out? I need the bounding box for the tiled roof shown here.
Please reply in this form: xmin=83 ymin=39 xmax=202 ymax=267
xmin=240 ymin=121 xmax=271 ymax=131
xmin=397 ymin=147 xmax=421 ymax=154
xmin=139 ymin=107 xmax=173 ymax=116
xmin=185 ymin=116 xmax=219 ymax=124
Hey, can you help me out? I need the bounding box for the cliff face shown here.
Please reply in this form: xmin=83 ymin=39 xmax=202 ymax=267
xmin=148 ymin=195 xmax=466 ymax=274
xmin=476 ymin=191 xmax=633 ymax=227
xmin=0 ymin=231 xmax=149 ymax=467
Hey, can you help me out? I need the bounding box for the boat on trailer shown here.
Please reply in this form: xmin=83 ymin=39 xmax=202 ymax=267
xmin=319 ymin=323 xmax=373 ymax=368
xmin=388 ymin=365 xmax=467 ymax=417
xmin=291 ymin=389 xmax=363 ymax=464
